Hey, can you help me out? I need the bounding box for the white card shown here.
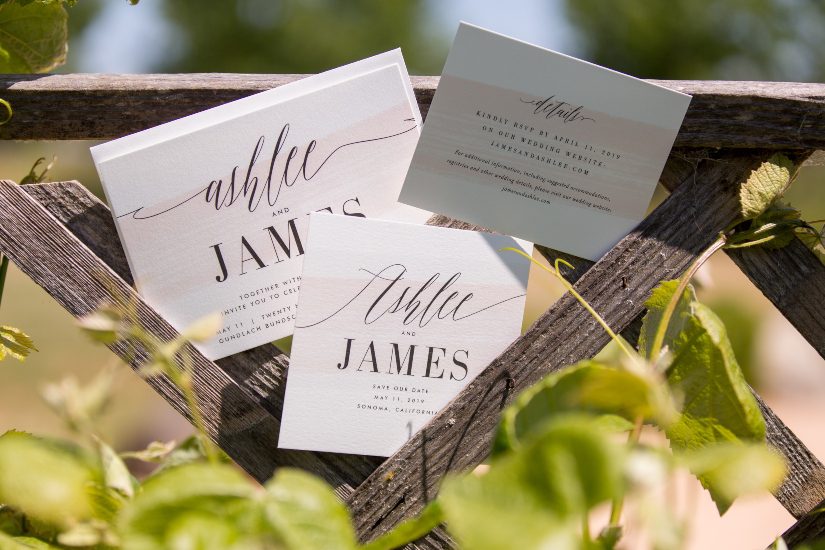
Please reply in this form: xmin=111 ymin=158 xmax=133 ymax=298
xmin=91 ymin=50 xmax=430 ymax=360
xmin=278 ymin=214 xmax=530 ymax=456
xmin=400 ymin=23 xmax=692 ymax=261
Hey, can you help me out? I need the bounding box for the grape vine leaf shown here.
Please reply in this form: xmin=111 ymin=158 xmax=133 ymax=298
xmin=638 ymin=280 xmax=694 ymax=361
xmin=118 ymin=462 xmax=259 ymax=548
xmin=440 ymin=416 xmax=625 ymax=550
xmin=264 ymin=469 xmax=358 ymax=550
xmin=0 ymin=432 xmax=96 ymax=528
xmin=681 ymin=443 xmax=785 ymax=513
xmin=0 ymin=1 xmax=67 ymax=74
xmin=0 ymin=325 xmax=36 ymax=362
xmin=493 ymin=361 xmax=676 ymax=456
xmin=644 ymin=282 xmax=767 ymax=513
xmin=740 ymin=154 xmax=794 ymax=220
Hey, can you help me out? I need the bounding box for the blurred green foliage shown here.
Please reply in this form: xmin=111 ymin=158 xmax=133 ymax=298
xmin=563 ymin=0 xmax=825 ymax=80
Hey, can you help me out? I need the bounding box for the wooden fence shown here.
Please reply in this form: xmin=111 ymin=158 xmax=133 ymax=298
xmin=0 ymin=74 xmax=824 ymax=548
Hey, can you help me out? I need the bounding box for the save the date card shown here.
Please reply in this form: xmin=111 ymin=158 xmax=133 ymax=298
xmin=278 ymin=214 xmax=530 ymax=456
xmin=400 ymin=23 xmax=692 ymax=261
xmin=91 ymin=50 xmax=429 ymax=360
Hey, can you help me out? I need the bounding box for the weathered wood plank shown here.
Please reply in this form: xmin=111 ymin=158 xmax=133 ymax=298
xmin=727 ymin=242 xmax=825 ymax=360
xmin=781 ymin=501 xmax=825 ymax=547
xmin=346 ymin=151 xmax=776 ymax=542
xmin=0 ymin=75 xmax=822 ymax=148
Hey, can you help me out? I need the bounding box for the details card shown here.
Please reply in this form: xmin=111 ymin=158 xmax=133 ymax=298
xmin=278 ymin=214 xmax=530 ymax=457
xmin=400 ymin=23 xmax=692 ymax=261
xmin=91 ymin=50 xmax=429 ymax=360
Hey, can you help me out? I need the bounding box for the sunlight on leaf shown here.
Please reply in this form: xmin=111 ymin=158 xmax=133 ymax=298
xmin=41 ymin=367 xmax=114 ymax=432
xmin=179 ymin=312 xmax=222 ymax=343
xmin=119 ymin=462 xmax=257 ymax=549
xmin=441 ymin=416 xmax=625 ymax=550
xmin=77 ymin=306 xmax=123 ymax=345
xmin=97 ymin=438 xmax=135 ymax=499
xmin=681 ymin=443 xmax=786 ymax=513
xmin=0 ymin=1 xmax=67 ymax=73
xmin=0 ymin=325 xmax=36 ymax=362
xmin=0 ymin=432 xmax=95 ymax=528
xmin=639 ymin=280 xmax=695 ymax=362
xmin=119 ymin=440 xmax=177 ymax=463
xmin=494 ymin=361 xmax=675 ymax=456
xmin=264 ymin=469 xmax=358 ymax=550
xmin=740 ymin=154 xmax=794 ymax=220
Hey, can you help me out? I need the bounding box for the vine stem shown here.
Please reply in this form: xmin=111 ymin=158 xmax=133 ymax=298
xmin=647 ymin=234 xmax=727 ymax=362
xmin=608 ymin=416 xmax=643 ymax=526
xmin=0 ymin=253 xmax=7 ymax=313
xmin=502 ymin=248 xmax=637 ymax=363
xmin=171 ymin=347 xmax=220 ymax=465
xmin=135 ymin=326 xmax=220 ymax=465
xmin=582 ymin=513 xmax=592 ymax=544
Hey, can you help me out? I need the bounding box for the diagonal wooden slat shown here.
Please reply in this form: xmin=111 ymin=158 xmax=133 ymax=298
xmin=727 ymin=242 xmax=825 ymax=360
xmin=0 ymin=76 xmax=823 ymax=148
xmin=345 ymin=151 xmax=779 ymax=542
xmin=781 ymin=501 xmax=825 ymax=548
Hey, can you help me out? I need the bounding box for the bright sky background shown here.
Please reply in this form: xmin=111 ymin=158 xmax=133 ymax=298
xmin=73 ymin=0 xmax=576 ymax=73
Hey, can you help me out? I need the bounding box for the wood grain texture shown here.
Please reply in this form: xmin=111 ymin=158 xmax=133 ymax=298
xmin=727 ymin=241 xmax=825 ymax=360
xmin=346 ymin=151 xmax=775 ymax=542
xmin=0 ymin=75 xmax=822 ymax=148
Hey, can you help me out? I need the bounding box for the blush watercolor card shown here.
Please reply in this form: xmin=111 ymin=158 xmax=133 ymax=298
xmin=278 ymin=213 xmax=530 ymax=457
xmin=91 ymin=50 xmax=430 ymax=360
xmin=400 ymin=23 xmax=692 ymax=261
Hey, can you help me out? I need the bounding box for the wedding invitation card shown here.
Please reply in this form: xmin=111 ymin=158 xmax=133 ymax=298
xmin=91 ymin=50 xmax=429 ymax=360
xmin=400 ymin=23 xmax=692 ymax=261
xmin=278 ymin=214 xmax=530 ymax=456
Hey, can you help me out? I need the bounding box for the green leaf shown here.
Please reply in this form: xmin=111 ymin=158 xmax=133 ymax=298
xmin=798 ymin=227 xmax=825 ymax=266
xmin=77 ymin=307 xmax=122 ymax=345
xmin=664 ymin=301 xmax=766 ymax=513
xmin=162 ymin=512 xmax=248 ymax=550
xmin=57 ymin=520 xmax=118 ymax=547
xmin=681 ymin=443 xmax=786 ymax=513
xmin=145 ymin=435 xmax=226 ymax=476
xmin=739 ymin=154 xmax=795 ymax=220
xmin=263 ymin=468 xmax=357 ymax=550
xmin=0 ymin=432 xmax=95 ymax=528
xmin=119 ymin=440 xmax=176 ymax=463
xmin=40 ymin=367 xmax=114 ymax=431
xmin=118 ymin=462 xmax=257 ymax=549
xmin=0 ymin=531 xmax=60 ymax=549
xmin=494 ymin=361 xmax=675 ymax=455
xmin=440 ymin=417 xmax=625 ymax=550
xmin=0 ymin=325 xmax=36 ymax=362
xmin=0 ymin=1 xmax=67 ymax=74
xmin=744 ymin=202 xmax=804 ymax=249
xmin=97 ymin=438 xmax=134 ymax=499
xmin=179 ymin=313 xmax=222 ymax=343
xmin=639 ymin=280 xmax=695 ymax=362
